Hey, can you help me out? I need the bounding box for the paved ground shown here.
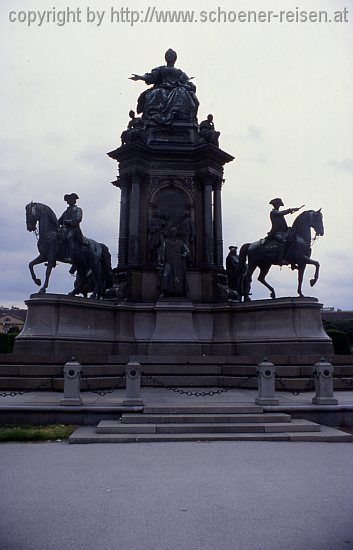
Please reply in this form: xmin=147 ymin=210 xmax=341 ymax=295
xmin=0 ymin=440 xmax=353 ymax=550
xmin=0 ymin=387 xmax=352 ymax=406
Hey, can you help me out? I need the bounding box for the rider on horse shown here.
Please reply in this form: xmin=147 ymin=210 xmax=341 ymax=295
xmin=267 ymin=198 xmax=301 ymax=265
xmin=58 ymin=193 xmax=85 ymax=268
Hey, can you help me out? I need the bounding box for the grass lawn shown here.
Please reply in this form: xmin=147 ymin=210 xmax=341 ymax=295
xmin=0 ymin=424 xmax=76 ymax=442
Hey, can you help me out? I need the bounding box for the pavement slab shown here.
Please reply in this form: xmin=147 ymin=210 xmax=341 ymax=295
xmin=0 ymin=440 xmax=353 ymax=550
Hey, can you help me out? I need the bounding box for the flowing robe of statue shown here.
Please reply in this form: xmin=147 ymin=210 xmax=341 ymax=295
xmin=136 ymin=65 xmax=199 ymax=125
xmin=159 ymin=235 xmax=189 ymax=296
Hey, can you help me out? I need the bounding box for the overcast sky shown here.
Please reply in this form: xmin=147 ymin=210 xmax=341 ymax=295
xmin=1 ymin=0 xmax=352 ymax=309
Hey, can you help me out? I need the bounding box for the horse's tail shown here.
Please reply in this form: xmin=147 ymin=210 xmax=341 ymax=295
xmin=100 ymin=244 xmax=113 ymax=287
xmin=231 ymin=243 xmax=250 ymax=298
xmin=237 ymin=243 xmax=250 ymax=273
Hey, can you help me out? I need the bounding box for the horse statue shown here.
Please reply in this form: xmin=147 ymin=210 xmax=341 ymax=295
xmin=25 ymin=202 xmax=113 ymax=299
xmin=234 ymin=209 xmax=324 ymax=301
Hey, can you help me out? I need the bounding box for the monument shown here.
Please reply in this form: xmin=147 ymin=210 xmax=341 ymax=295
xmin=15 ymin=49 xmax=332 ymax=361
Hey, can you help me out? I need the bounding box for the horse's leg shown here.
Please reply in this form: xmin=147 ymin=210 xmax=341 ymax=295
xmin=243 ymin=263 xmax=256 ymax=301
xmin=302 ymin=256 xmax=320 ymax=287
xmin=92 ymin=262 xmax=103 ymax=300
xmin=29 ymin=255 xmax=44 ymax=286
xmin=297 ymin=264 xmax=306 ymax=297
xmin=38 ymin=259 xmax=56 ymax=294
xmin=38 ymin=246 xmax=60 ymax=294
xmin=89 ymin=244 xmax=104 ymax=300
xmin=257 ymin=265 xmax=276 ymax=299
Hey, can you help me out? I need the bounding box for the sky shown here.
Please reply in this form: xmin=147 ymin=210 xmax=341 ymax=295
xmin=1 ymin=0 xmax=352 ymax=309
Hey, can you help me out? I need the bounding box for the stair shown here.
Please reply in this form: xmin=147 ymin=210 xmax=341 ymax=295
xmin=1 ymin=355 xmax=352 ymax=391
xmin=69 ymin=404 xmax=352 ymax=444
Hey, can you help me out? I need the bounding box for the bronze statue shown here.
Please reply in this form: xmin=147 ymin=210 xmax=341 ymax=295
xmin=199 ymin=114 xmax=220 ymax=146
xmin=121 ymin=110 xmax=145 ymax=145
xmin=226 ymin=246 xmax=239 ymax=290
xmin=129 ymin=49 xmax=199 ymax=125
xmin=267 ymin=198 xmax=302 ymax=264
xmin=25 ymin=201 xmax=112 ymax=299
xmin=178 ymin=210 xmax=195 ymax=264
xmin=158 ymin=227 xmax=189 ymax=297
xmin=148 ymin=209 xmax=165 ymax=264
xmin=234 ymin=208 xmax=324 ymax=301
xmin=225 ymin=246 xmax=246 ymax=299
xmin=58 ymin=193 xmax=84 ymax=266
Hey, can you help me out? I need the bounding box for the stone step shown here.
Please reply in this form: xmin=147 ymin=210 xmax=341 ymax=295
xmin=142 ymin=404 xmax=264 ymax=414
xmin=69 ymin=425 xmax=352 ymax=444
xmin=96 ymin=419 xmax=320 ymax=434
xmin=121 ymin=413 xmax=292 ymax=424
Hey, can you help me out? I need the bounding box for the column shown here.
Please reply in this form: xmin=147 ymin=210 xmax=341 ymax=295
xmin=203 ymin=176 xmax=214 ymax=265
xmin=117 ymin=177 xmax=129 ymax=266
xmin=128 ymin=172 xmax=141 ymax=266
xmin=213 ymin=179 xmax=223 ymax=267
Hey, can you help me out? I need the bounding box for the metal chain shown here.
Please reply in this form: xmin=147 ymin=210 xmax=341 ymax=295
xmin=0 ymin=377 xmax=55 ymax=398
xmin=80 ymin=372 xmax=125 ymax=396
xmin=142 ymin=373 xmax=252 ymax=397
xmin=275 ymin=373 xmax=316 ymax=395
xmin=275 ymin=374 xmax=300 ymax=396
xmin=305 ymin=376 xmax=315 ymax=390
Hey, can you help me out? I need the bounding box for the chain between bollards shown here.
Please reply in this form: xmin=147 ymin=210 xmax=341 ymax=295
xmin=0 ymin=377 xmax=55 ymax=398
xmin=80 ymin=373 xmax=125 ymax=396
xmin=142 ymin=373 xmax=252 ymax=396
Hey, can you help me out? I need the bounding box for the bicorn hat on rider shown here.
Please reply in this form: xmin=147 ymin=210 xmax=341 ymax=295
xmin=269 ymin=198 xmax=284 ymax=207
xmin=64 ymin=193 xmax=79 ymax=202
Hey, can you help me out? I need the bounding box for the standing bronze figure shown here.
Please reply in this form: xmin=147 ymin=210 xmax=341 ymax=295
xmin=158 ymin=227 xmax=189 ymax=297
xmin=235 ymin=208 xmax=324 ymax=301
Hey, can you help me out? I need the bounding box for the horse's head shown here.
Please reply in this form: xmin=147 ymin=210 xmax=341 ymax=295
xmin=312 ymin=208 xmax=324 ymax=237
xmin=25 ymin=202 xmax=39 ymax=232
xmin=292 ymin=209 xmax=324 ymax=238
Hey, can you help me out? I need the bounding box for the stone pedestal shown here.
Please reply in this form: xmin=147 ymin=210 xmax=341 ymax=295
xmin=123 ymin=361 xmax=143 ymax=406
xmin=109 ymin=134 xmax=234 ymax=304
xmin=312 ymin=358 xmax=338 ymax=405
xmin=60 ymin=358 xmax=82 ymax=406
xmin=15 ymin=294 xmax=333 ymax=359
xmin=255 ymin=358 xmax=279 ymax=405
xmin=149 ymin=299 xmax=201 ymax=355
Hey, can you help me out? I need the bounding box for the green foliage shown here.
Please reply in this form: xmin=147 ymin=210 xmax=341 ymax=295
xmin=0 ymin=424 xmax=75 ymax=442
xmin=323 ymin=317 xmax=353 ymax=352
xmin=325 ymin=328 xmax=351 ymax=355
xmin=7 ymin=325 xmax=21 ymax=336
xmin=0 ymin=333 xmax=15 ymax=353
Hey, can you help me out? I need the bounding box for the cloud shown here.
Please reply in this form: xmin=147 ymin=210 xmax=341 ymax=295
xmin=236 ymin=125 xmax=264 ymax=143
xmin=1 ymin=0 xmax=352 ymax=311
xmin=328 ymin=158 xmax=353 ymax=173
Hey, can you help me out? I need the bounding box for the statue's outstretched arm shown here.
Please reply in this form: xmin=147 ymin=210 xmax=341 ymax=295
xmin=129 ymin=69 xmax=158 ymax=85
xmin=129 ymin=74 xmax=146 ymax=81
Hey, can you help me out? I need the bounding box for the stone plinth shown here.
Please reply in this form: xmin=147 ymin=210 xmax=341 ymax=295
xmin=255 ymin=358 xmax=279 ymax=405
xmin=14 ymin=294 xmax=333 ymax=358
xmin=312 ymin=358 xmax=338 ymax=405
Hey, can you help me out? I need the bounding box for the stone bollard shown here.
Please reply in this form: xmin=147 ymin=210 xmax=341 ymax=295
xmin=255 ymin=358 xmax=279 ymax=405
xmin=123 ymin=362 xmax=143 ymax=406
xmin=60 ymin=358 xmax=82 ymax=406
xmin=312 ymin=358 xmax=338 ymax=405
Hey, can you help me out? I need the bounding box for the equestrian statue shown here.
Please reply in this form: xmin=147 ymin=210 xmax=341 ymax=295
xmin=234 ymin=198 xmax=324 ymax=301
xmin=25 ymin=194 xmax=113 ymax=299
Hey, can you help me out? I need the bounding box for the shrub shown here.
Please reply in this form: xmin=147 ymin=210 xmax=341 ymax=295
xmin=0 ymin=333 xmax=16 ymax=353
xmin=326 ymin=329 xmax=351 ymax=355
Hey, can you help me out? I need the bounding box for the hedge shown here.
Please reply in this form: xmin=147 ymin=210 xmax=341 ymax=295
xmin=0 ymin=333 xmax=16 ymax=353
xmin=325 ymin=329 xmax=351 ymax=355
